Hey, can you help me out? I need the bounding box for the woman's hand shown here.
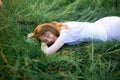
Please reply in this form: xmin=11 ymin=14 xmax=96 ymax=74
xmin=27 ymin=33 xmax=34 ymax=39
xmin=41 ymin=42 xmax=48 ymax=52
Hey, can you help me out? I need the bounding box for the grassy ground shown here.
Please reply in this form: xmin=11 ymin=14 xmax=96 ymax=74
xmin=0 ymin=0 xmax=120 ymax=80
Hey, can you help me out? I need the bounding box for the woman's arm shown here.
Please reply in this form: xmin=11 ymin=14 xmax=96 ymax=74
xmin=27 ymin=33 xmax=34 ymax=38
xmin=27 ymin=33 xmax=65 ymax=55
xmin=41 ymin=38 xmax=65 ymax=55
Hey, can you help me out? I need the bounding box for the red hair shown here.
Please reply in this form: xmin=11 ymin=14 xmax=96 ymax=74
xmin=34 ymin=21 xmax=68 ymax=41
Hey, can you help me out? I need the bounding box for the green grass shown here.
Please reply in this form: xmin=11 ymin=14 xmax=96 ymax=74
xmin=0 ymin=0 xmax=120 ymax=80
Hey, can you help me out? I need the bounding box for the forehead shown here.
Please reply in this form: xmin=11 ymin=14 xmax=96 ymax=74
xmin=43 ymin=31 xmax=52 ymax=36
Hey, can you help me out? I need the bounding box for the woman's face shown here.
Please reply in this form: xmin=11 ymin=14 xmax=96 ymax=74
xmin=40 ymin=31 xmax=58 ymax=45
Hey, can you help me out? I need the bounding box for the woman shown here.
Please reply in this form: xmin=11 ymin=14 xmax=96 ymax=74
xmin=28 ymin=16 xmax=120 ymax=55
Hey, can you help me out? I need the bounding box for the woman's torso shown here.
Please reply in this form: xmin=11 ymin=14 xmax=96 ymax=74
xmin=59 ymin=16 xmax=120 ymax=45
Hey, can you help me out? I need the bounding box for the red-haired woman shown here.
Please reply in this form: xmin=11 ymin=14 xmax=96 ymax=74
xmin=28 ymin=16 xmax=120 ymax=55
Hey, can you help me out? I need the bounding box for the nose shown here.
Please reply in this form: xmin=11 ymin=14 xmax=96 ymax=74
xmin=47 ymin=38 xmax=52 ymax=43
xmin=44 ymin=37 xmax=52 ymax=44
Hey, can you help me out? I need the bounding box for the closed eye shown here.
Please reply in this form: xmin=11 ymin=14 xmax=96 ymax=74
xmin=46 ymin=33 xmax=50 ymax=38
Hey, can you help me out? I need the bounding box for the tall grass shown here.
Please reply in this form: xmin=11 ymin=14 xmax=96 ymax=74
xmin=0 ymin=0 xmax=120 ymax=80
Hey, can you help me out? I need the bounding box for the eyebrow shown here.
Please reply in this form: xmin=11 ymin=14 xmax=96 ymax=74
xmin=44 ymin=32 xmax=49 ymax=36
xmin=43 ymin=33 xmax=48 ymax=37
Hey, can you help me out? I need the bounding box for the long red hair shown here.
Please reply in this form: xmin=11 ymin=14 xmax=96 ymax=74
xmin=34 ymin=21 xmax=67 ymax=41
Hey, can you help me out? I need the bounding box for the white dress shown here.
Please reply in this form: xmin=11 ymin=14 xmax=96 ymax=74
xmin=59 ymin=16 xmax=120 ymax=45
